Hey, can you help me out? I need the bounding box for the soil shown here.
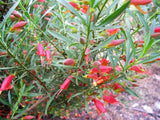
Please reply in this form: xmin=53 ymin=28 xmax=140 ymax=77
xmin=63 ymin=62 xmax=160 ymax=120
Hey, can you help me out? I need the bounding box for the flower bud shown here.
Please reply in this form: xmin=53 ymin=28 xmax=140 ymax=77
xmin=11 ymin=21 xmax=28 ymax=31
xmin=104 ymin=39 xmax=126 ymax=48
xmin=151 ymin=33 xmax=160 ymax=38
xmin=79 ymin=37 xmax=86 ymax=44
xmin=63 ymin=59 xmax=75 ymax=66
xmin=10 ymin=15 xmax=15 ymax=19
xmin=23 ymin=50 xmax=27 ymax=57
xmin=12 ymin=10 xmax=22 ymax=18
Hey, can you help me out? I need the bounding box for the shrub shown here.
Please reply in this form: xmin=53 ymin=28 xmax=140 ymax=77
xmin=0 ymin=0 xmax=160 ymax=119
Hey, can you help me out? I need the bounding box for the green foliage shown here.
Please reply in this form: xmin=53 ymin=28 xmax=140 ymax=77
xmin=0 ymin=0 xmax=160 ymax=119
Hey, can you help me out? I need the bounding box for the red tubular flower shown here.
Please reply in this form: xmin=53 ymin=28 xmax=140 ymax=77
xmin=0 ymin=74 xmax=15 ymax=94
xmin=45 ymin=49 xmax=52 ymax=65
xmin=37 ymin=44 xmax=44 ymax=56
xmin=56 ymin=75 xmax=74 ymax=97
xmin=63 ymin=58 xmax=75 ymax=66
xmin=151 ymin=33 xmax=160 ymax=38
xmin=37 ymin=44 xmax=44 ymax=66
xmin=130 ymin=0 xmax=152 ymax=14
xmin=85 ymin=48 xmax=90 ymax=66
xmin=106 ymin=28 xmax=119 ymax=36
xmin=37 ymin=112 xmax=42 ymax=120
xmin=87 ymin=73 xmax=98 ymax=80
xmin=104 ymin=39 xmax=126 ymax=48
xmin=93 ymin=76 xmax=110 ymax=86
xmin=69 ymin=2 xmax=80 ymax=10
xmin=60 ymin=76 xmax=73 ymax=90
xmin=23 ymin=115 xmax=35 ymax=120
xmin=91 ymin=66 xmax=112 ymax=74
xmin=11 ymin=21 xmax=28 ymax=31
xmin=80 ymin=5 xmax=89 ymax=14
xmin=93 ymin=99 xmax=107 ymax=115
xmin=131 ymin=0 xmax=152 ymax=5
xmin=103 ymin=95 xmax=118 ymax=105
xmin=154 ymin=27 xmax=160 ymax=33
xmin=130 ymin=65 xmax=152 ymax=75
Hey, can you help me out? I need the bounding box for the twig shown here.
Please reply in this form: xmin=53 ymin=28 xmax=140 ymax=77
xmin=0 ymin=41 xmax=48 ymax=91
xmin=0 ymin=63 xmax=10 ymax=75
xmin=12 ymin=95 xmax=49 ymax=119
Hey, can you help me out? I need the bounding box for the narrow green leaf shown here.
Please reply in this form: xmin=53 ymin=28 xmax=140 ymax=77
xmin=126 ymin=31 xmax=135 ymax=57
xmin=0 ymin=97 xmax=11 ymax=107
xmin=90 ymin=0 xmax=95 ymax=8
xmin=93 ymin=0 xmax=102 ymax=8
xmin=68 ymin=92 xmax=83 ymax=102
xmin=76 ymin=76 xmax=89 ymax=85
xmin=137 ymin=13 xmax=149 ymax=31
xmin=99 ymin=89 xmax=103 ymax=100
xmin=137 ymin=53 xmax=160 ymax=64
xmin=108 ymin=0 xmax=120 ymax=11
xmin=47 ymin=30 xmax=72 ymax=44
xmin=0 ymin=67 xmax=15 ymax=70
xmin=90 ymin=35 xmax=115 ymax=53
xmin=139 ymin=34 xmax=153 ymax=58
xmin=40 ymin=5 xmax=56 ymax=20
xmin=8 ymin=91 xmax=12 ymax=105
xmin=125 ymin=39 xmax=133 ymax=68
xmin=11 ymin=84 xmax=25 ymax=119
xmin=45 ymin=92 xmax=57 ymax=115
xmin=124 ymin=87 xmax=139 ymax=97
xmin=126 ymin=9 xmax=138 ymax=23
xmin=152 ymin=39 xmax=160 ymax=45
xmin=96 ymin=0 xmax=130 ymax=27
xmin=107 ymin=49 xmax=116 ymax=69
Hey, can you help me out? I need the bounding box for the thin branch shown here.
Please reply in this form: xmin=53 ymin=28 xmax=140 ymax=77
xmin=0 ymin=41 xmax=48 ymax=91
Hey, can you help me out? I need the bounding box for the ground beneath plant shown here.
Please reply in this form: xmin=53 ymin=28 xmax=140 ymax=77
xmin=57 ymin=62 xmax=160 ymax=120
